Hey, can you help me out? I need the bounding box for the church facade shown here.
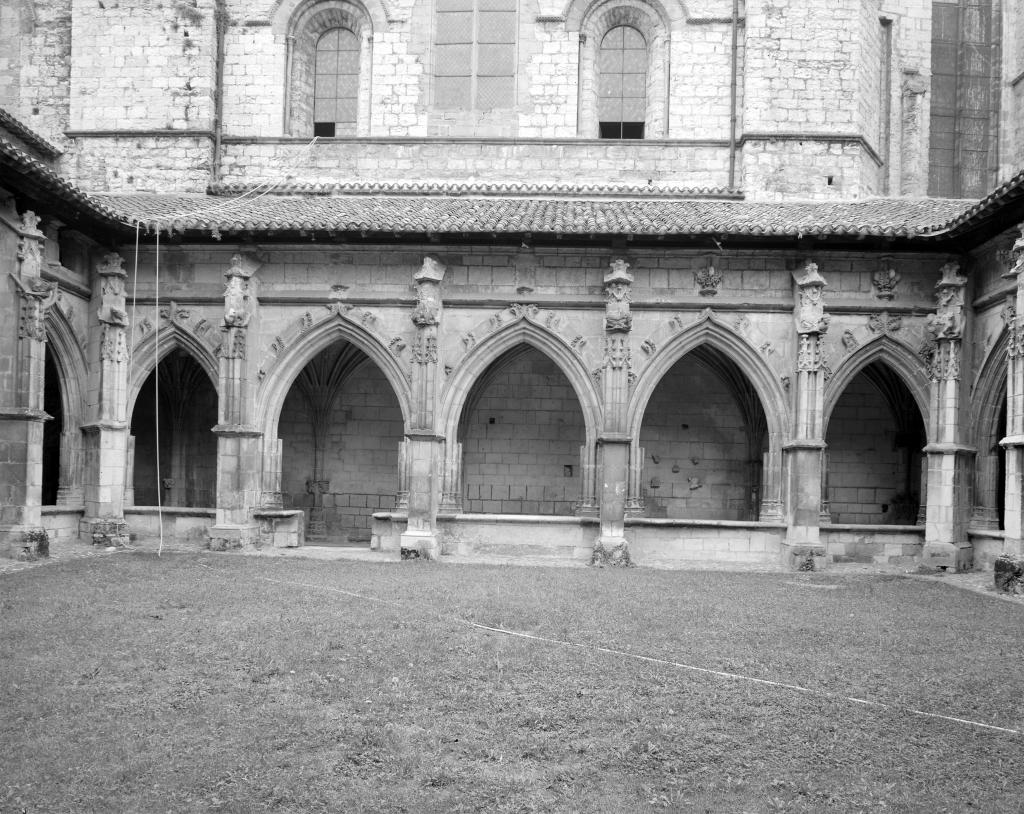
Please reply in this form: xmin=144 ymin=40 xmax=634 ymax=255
xmin=2 ymin=0 xmax=1024 ymax=568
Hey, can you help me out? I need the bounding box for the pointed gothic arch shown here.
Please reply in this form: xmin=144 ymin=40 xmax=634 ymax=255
xmin=627 ymin=315 xmax=787 ymax=520
xmin=44 ymin=306 xmax=88 ymax=432
xmin=823 ymin=335 xmax=930 ymax=440
xmin=440 ymin=319 xmax=602 ymax=445
xmin=970 ymin=329 xmax=1008 ymax=529
xmin=128 ymin=325 xmax=219 ymax=419
xmin=257 ymin=314 xmax=413 ymax=443
xmin=972 ymin=329 xmax=1008 ymax=450
xmin=627 ymin=316 xmax=788 ymax=443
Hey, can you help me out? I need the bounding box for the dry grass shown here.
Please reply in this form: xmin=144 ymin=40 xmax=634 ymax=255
xmin=2 ymin=552 xmax=1022 ymax=813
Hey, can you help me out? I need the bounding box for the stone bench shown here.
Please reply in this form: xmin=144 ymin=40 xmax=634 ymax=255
xmin=253 ymin=509 xmax=305 ymax=548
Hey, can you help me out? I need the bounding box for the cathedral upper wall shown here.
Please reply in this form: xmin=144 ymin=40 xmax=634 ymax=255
xmin=0 ymin=0 xmax=1019 ymax=200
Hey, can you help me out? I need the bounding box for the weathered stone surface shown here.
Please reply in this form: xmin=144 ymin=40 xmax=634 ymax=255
xmin=994 ymin=555 xmax=1024 ymax=595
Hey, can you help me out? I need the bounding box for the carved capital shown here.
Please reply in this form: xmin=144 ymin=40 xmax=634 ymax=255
xmin=411 ymin=334 xmax=438 ymax=365
xmin=797 ymin=333 xmax=823 ymax=372
xmin=9 ymin=273 xmax=58 ymax=342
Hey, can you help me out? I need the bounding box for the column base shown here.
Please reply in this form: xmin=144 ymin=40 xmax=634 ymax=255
xmin=921 ymin=540 xmax=973 ymax=571
xmin=782 ymin=526 xmax=826 ymax=571
xmin=591 ymin=536 xmax=632 ymax=567
xmin=207 ymin=523 xmax=260 ymax=551
xmin=1 ymin=524 xmax=51 ymax=560
xmin=400 ymin=528 xmax=439 ymax=561
xmin=79 ymin=517 xmax=130 ymax=548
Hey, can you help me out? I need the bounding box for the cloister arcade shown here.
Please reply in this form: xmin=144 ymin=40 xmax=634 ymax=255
xmin=28 ymin=272 xmax=1014 ymax=572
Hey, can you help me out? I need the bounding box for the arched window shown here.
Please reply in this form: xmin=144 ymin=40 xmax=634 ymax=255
xmin=313 ymin=27 xmax=361 ymax=137
xmin=283 ymin=0 xmax=373 ymax=138
xmin=573 ymin=2 xmax=668 ymax=139
xmin=598 ymin=25 xmax=646 ymax=139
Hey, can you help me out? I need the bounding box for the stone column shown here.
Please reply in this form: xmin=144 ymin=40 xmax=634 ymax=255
xmin=574 ymin=442 xmax=599 ymax=516
xmin=209 ymin=254 xmax=263 ymax=549
xmin=593 ymin=258 xmax=633 ymax=565
xmin=400 ymin=256 xmax=446 ymax=559
xmin=759 ymin=446 xmax=784 ymax=521
xmin=922 ymin=261 xmax=973 ymax=569
xmin=819 ymin=449 xmax=832 ymax=524
xmin=56 ymin=428 xmax=86 ymax=506
xmin=625 ymin=441 xmax=645 ymax=516
xmin=0 ymin=210 xmax=58 ymax=558
xmin=439 ymin=439 xmax=462 ymax=513
xmin=80 ymin=252 xmax=131 ymax=547
xmin=899 ymin=72 xmax=929 ymax=197
xmin=1002 ymin=232 xmax=1024 ymax=556
xmin=122 ymin=435 xmax=136 ymax=505
xmin=782 ymin=262 xmax=829 ymax=569
xmin=260 ymin=437 xmax=284 ymax=508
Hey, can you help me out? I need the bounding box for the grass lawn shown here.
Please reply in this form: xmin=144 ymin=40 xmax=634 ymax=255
xmin=2 ymin=553 xmax=1023 ymax=813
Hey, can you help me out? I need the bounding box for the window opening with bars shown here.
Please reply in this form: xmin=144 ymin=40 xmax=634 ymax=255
xmin=434 ymin=0 xmax=517 ymax=111
xmin=313 ymin=27 xmax=361 ymax=137
xmin=598 ymin=25 xmax=646 ymax=139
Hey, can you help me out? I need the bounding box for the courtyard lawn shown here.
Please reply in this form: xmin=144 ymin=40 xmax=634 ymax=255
xmin=2 ymin=554 xmax=1022 ymax=813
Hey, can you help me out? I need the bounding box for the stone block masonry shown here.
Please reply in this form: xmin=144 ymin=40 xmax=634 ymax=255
xmin=461 ymin=348 xmax=584 ymax=516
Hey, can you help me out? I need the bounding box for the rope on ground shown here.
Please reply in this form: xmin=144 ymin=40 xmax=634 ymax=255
xmin=253 ymin=574 xmax=1020 ymax=737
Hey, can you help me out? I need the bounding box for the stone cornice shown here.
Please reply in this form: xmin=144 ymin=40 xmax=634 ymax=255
xmin=0 ymin=408 xmax=51 ymax=422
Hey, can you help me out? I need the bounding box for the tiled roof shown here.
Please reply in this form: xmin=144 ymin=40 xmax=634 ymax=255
xmin=0 ymin=135 xmax=124 ymax=227
xmin=0 ymin=108 xmax=62 ymax=159
xmin=96 ymin=192 xmax=976 ymax=239
xmin=941 ymin=165 xmax=1024 ymax=237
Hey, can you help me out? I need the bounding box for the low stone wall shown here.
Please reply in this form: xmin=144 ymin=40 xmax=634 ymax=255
xmin=124 ymin=507 xmax=215 ymax=548
xmin=372 ymin=511 xmax=597 ymax=560
xmin=40 ymin=506 xmax=85 ymax=542
xmin=969 ymin=530 xmax=1006 ymax=571
xmin=625 ymin=518 xmax=787 ymax=566
xmin=821 ymin=524 xmax=924 ymax=565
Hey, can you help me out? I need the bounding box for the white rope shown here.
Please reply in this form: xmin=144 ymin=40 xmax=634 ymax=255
xmin=154 ymin=228 xmax=164 ymax=557
xmin=254 ymin=574 xmax=1020 ymax=737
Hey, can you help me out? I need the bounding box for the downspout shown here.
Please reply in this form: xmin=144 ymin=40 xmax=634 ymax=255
xmin=212 ymin=0 xmax=227 ymax=183
xmin=727 ymin=0 xmax=739 ymax=190
xmin=284 ymin=35 xmax=296 ymax=136
xmin=577 ymin=33 xmax=586 ymax=136
xmin=663 ymin=30 xmax=671 ymax=136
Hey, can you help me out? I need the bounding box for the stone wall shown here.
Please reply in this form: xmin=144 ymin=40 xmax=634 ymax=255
xmin=279 ymin=360 xmax=403 ymax=542
xmin=637 ymin=355 xmax=754 ymax=520
xmin=0 ymin=0 xmax=72 ymax=147
xmin=3 ymin=0 xmax=1022 ymax=198
xmin=826 ymin=373 xmax=919 ymax=525
xmin=69 ymin=0 xmax=217 ymax=131
xmin=461 ymin=348 xmax=584 ymax=515
xmin=217 ymin=138 xmax=733 ymax=190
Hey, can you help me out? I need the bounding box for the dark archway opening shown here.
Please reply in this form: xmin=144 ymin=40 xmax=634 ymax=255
xmin=42 ymin=347 xmax=62 ymax=505
xmin=279 ymin=341 xmax=404 ymax=544
xmin=637 ymin=346 xmax=767 ymax=521
xmin=459 ymin=345 xmax=586 ymax=516
xmin=130 ymin=349 xmax=218 ymax=507
xmin=825 ymin=362 xmax=925 ymax=524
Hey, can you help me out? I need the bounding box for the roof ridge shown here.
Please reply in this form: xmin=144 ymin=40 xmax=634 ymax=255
xmin=0 ymin=108 xmax=63 ymax=159
xmin=206 ymin=179 xmax=744 ymax=199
